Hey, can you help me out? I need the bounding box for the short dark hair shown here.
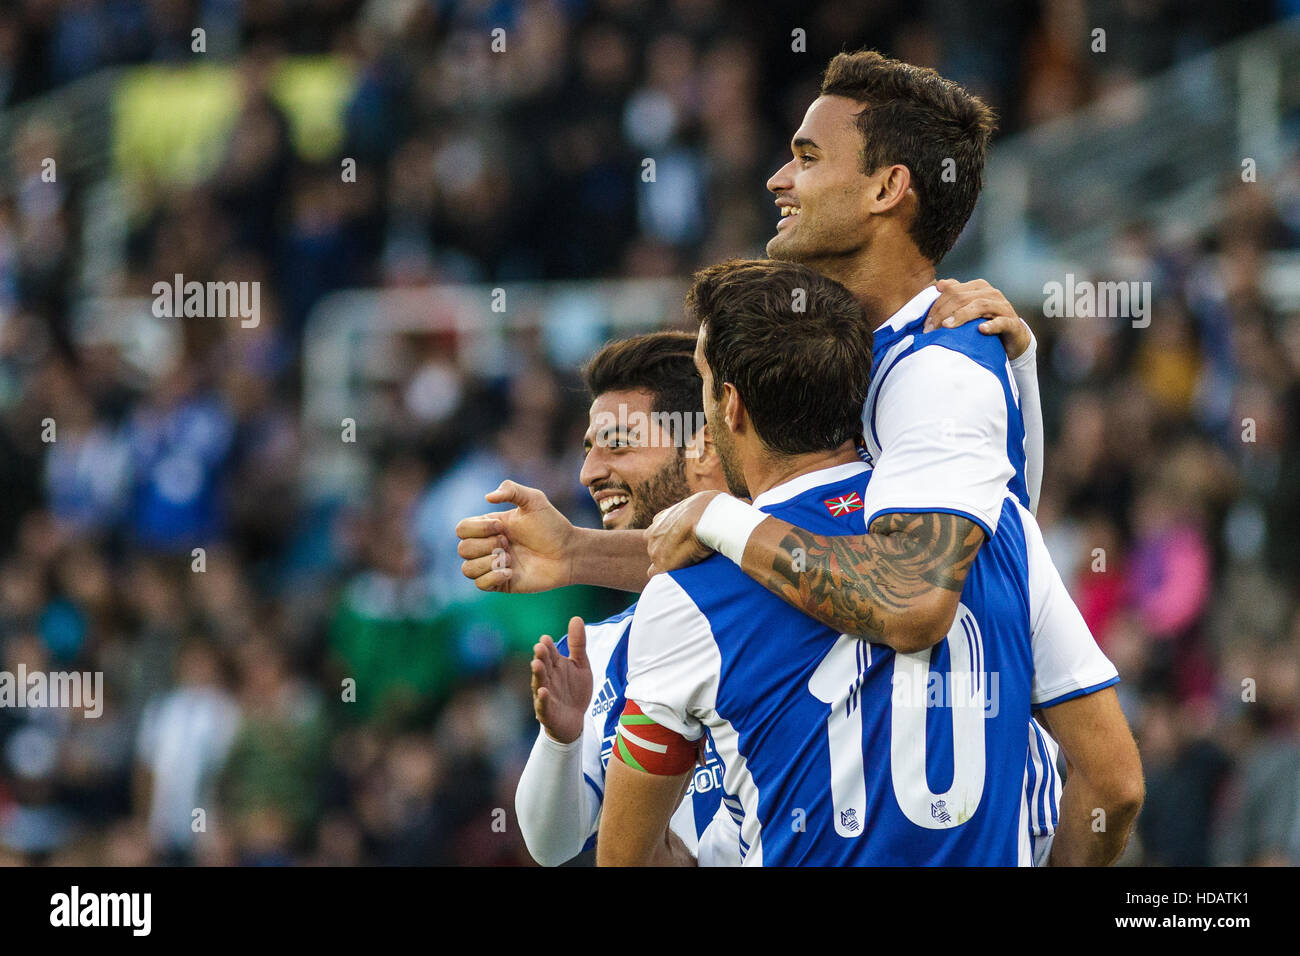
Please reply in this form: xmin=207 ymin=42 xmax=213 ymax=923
xmin=582 ymin=331 xmax=704 ymax=442
xmin=820 ymin=49 xmax=996 ymax=264
xmin=686 ymin=259 xmax=872 ymax=456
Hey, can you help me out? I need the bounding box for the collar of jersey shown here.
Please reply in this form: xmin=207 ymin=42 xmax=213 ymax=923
xmin=874 ymin=283 xmax=940 ymax=335
xmin=751 ymin=461 xmax=873 ymax=512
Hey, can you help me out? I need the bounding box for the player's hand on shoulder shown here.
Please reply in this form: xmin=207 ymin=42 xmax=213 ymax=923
xmin=646 ymin=490 xmax=719 ymax=577
xmin=455 ymin=480 xmax=577 ymax=593
xmin=530 ymin=617 xmax=592 ymax=744
xmin=926 ymin=277 xmax=1033 ymax=360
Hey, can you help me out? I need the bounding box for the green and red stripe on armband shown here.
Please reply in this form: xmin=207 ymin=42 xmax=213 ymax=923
xmin=612 ymin=700 xmax=700 ymax=775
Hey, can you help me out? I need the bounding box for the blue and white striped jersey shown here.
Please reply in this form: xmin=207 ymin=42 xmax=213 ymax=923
xmin=625 ymin=461 xmax=1116 ymax=865
xmin=863 ymin=285 xmax=1116 ymax=859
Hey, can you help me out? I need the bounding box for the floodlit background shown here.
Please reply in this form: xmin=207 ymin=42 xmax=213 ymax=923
xmin=0 ymin=0 xmax=1296 ymax=866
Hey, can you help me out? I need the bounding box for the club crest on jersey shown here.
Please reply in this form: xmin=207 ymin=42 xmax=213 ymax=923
xmin=590 ymin=678 xmax=618 ymax=717
xmin=931 ymin=800 xmax=952 ymax=825
xmin=840 ymin=808 xmax=860 ymax=832
xmin=824 ymin=492 xmax=864 ymax=517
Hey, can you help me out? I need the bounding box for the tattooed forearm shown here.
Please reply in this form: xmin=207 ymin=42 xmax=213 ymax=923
xmin=749 ymin=512 xmax=985 ymax=647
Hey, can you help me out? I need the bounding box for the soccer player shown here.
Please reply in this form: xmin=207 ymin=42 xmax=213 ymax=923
xmin=640 ymin=52 xmax=1143 ymax=864
xmin=513 ymin=332 xmax=729 ymax=866
xmin=598 ymin=259 xmax=1112 ymax=865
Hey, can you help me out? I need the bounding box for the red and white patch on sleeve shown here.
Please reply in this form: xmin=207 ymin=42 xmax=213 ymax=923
xmin=612 ymin=701 xmax=699 ymax=775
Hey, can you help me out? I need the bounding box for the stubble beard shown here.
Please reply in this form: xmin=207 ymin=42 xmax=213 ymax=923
xmin=711 ymin=426 xmax=750 ymax=500
xmin=627 ymin=452 xmax=693 ymax=530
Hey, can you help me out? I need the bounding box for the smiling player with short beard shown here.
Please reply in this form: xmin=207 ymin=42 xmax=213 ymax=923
xmin=512 ymin=332 xmax=732 ymax=866
xmin=580 ymin=390 xmax=693 ymax=534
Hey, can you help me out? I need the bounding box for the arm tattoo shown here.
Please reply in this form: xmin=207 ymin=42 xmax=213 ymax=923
xmin=755 ymin=512 xmax=984 ymax=642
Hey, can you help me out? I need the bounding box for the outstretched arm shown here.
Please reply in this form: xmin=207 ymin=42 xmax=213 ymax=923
xmin=456 ymin=480 xmax=650 ymax=593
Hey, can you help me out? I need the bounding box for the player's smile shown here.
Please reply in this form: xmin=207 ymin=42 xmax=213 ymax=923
xmin=776 ymin=200 xmax=801 ymax=231
xmin=593 ymin=486 xmax=633 ymax=527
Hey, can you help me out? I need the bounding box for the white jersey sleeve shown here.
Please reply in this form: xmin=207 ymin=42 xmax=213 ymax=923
xmin=1009 ymin=333 xmax=1044 ymax=514
xmin=513 ymin=613 xmax=629 ymax=866
xmin=864 ymin=345 xmax=1015 ymax=536
xmin=623 ymin=573 xmax=720 ymax=742
xmin=1019 ymin=502 xmax=1120 ymax=707
xmin=514 ymin=730 xmax=600 ymax=866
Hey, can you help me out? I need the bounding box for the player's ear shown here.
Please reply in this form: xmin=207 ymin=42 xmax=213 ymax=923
xmin=722 ymin=383 xmax=746 ymax=434
xmin=867 ymin=163 xmax=912 ymax=214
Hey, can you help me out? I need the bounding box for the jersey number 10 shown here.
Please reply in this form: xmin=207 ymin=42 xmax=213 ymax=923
xmin=808 ymin=605 xmax=987 ymax=837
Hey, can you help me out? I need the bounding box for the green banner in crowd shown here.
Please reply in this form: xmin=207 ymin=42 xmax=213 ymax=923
xmin=112 ymin=56 xmax=356 ymax=184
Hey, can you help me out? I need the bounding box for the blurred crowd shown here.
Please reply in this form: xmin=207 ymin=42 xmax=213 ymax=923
xmin=1027 ymin=171 xmax=1300 ymax=865
xmin=0 ymin=0 xmax=1294 ymax=865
